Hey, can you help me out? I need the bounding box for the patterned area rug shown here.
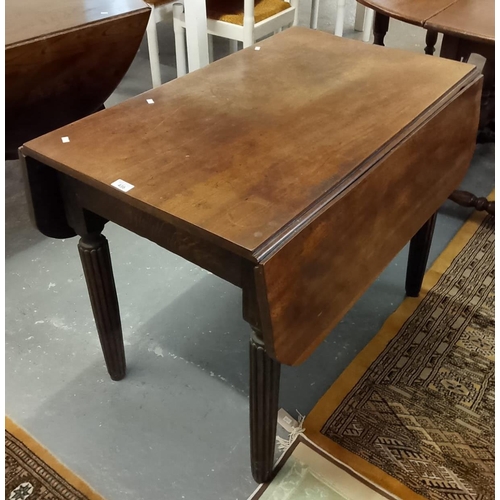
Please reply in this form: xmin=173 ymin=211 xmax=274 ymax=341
xmin=305 ymin=210 xmax=494 ymax=500
xmin=5 ymin=418 xmax=105 ymax=500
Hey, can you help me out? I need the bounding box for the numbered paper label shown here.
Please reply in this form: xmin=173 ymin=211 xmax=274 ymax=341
xmin=111 ymin=179 xmax=135 ymax=193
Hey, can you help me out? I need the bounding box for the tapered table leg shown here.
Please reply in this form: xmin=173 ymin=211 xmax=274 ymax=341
xmin=405 ymin=213 xmax=437 ymax=297
xmin=78 ymin=233 xmax=126 ymax=381
xmin=249 ymin=332 xmax=280 ymax=483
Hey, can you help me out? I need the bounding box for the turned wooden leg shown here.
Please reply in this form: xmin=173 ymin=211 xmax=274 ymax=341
xmin=373 ymin=12 xmax=389 ymax=46
xmin=448 ymin=191 xmax=495 ymax=215
xmin=405 ymin=213 xmax=437 ymax=297
xmin=78 ymin=233 xmax=126 ymax=381
xmin=424 ymin=30 xmax=438 ymax=55
xmin=249 ymin=332 xmax=280 ymax=483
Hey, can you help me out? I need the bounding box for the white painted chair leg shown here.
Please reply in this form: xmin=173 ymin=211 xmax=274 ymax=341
xmin=354 ymin=3 xmax=366 ymax=31
xmin=183 ymin=0 xmax=210 ymax=71
xmin=229 ymin=39 xmax=239 ymax=53
xmin=334 ymin=0 xmax=346 ymax=36
xmin=208 ymin=34 xmax=214 ymax=62
xmin=310 ymin=0 xmax=320 ymax=29
xmin=173 ymin=3 xmax=188 ymax=77
xmin=362 ymin=7 xmax=374 ymax=42
xmin=146 ymin=7 xmax=162 ymax=88
xmin=243 ymin=0 xmax=255 ymax=48
xmin=289 ymin=0 xmax=299 ymax=26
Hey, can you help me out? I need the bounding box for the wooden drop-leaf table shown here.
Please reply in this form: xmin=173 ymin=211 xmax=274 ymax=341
xmin=20 ymin=28 xmax=482 ymax=483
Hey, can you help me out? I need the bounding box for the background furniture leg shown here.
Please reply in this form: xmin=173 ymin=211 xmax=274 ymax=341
xmin=478 ymin=58 xmax=495 ymax=132
xmin=208 ymin=34 xmax=214 ymax=63
xmin=173 ymin=3 xmax=188 ymax=77
xmin=448 ymin=191 xmax=495 ymax=215
xmin=373 ymin=12 xmax=389 ymax=46
xmin=424 ymin=30 xmax=438 ymax=55
xmin=310 ymin=0 xmax=320 ymax=29
xmin=78 ymin=233 xmax=126 ymax=381
xmin=334 ymin=0 xmax=346 ymax=36
xmin=146 ymin=7 xmax=162 ymax=88
xmin=362 ymin=7 xmax=374 ymax=42
xmin=406 ymin=213 xmax=437 ymax=297
xmin=229 ymin=39 xmax=239 ymax=53
xmin=183 ymin=0 xmax=210 ymax=72
xmin=354 ymin=3 xmax=365 ymax=31
xmin=250 ymin=332 xmax=280 ymax=483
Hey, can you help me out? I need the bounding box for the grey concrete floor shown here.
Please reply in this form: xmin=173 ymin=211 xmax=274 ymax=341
xmin=5 ymin=2 xmax=494 ymax=499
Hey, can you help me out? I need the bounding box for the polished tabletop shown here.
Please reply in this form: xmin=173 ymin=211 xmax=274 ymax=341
xmin=6 ymin=0 xmax=148 ymax=47
xmin=23 ymin=28 xmax=476 ymax=258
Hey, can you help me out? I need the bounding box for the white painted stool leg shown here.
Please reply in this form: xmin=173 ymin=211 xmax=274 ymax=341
xmin=229 ymin=39 xmax=239 ymax=53
xmin=362 ymin=7 xmax=374 ymax=42
xmin=334 ymin=0 xmax=345 ymax=36
xmin=354 ymin=3 xmax=365 ymax=31
xmin=146 ymin=7 xmax=162 ymax=88
xmin=310 ymin=0 xmax=320 ymax=29
xmin=183 ymin=0 xmax=210 ymax=72
xmin=173 ymin=3 xmax=188 ymax=77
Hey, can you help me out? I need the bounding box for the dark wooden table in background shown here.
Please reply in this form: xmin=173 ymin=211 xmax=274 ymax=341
xmin=19 ymin=28 xmax=481 ymax=483
xmin=5 ymin=0 xmax=150 ymax=159
xmin=359 ymin=0 xmax=495 ymax=215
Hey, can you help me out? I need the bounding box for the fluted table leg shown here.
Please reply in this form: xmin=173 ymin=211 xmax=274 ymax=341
xmin=249 ymin=332 xmax=280 ymax=483
xmin=78 ymin=233 xmax=126 ymax=381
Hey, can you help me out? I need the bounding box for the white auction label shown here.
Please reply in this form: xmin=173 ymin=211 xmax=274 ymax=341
xmin=111 ymin=179 xmax=135 ymax=193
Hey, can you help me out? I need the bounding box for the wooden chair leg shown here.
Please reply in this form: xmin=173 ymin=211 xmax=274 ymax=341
xmin=250 ymin=332 xmax=280 ymax=483
xmin=373 ymin=12 xmax=389 ymax=46
xmin=405 ymin=213 xmax=437 ymax=297
xmin=424 ymin=30 xmax=438 ymax=55
xmin=78 ymin=233 xmax=126 ymax=381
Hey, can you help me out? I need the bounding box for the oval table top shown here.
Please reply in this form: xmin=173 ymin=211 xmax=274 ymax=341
xmin=359 ymin=0 xmax=494 ymax=44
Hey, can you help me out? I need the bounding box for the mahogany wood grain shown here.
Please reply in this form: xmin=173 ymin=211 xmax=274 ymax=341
xmin=20 ymin=29 xmax=483 ymax=481
xmin=426 ymin=0 xmax=494 ymax=44
xmin=6 ymin=0 xmax=150 ymax=158
xmin=255 ymin=78 xmax=482 ymax=365
xmin=23 ymin=28 xmax=477 ymax=260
